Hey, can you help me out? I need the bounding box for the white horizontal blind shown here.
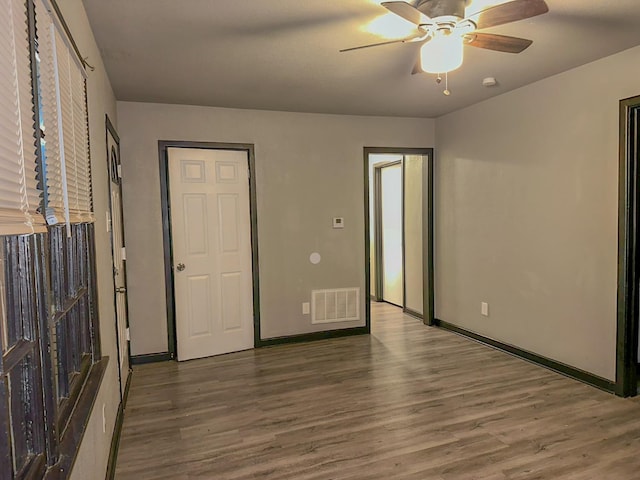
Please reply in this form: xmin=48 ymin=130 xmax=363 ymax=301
xmin=37 ymin=0 xmax=93 ymax=225
xmin=36 ymin=2 xmax=64 ymax=225
xmin=71 ymin=63 xmax=92 ymax=221
xmin=0 ymin=0 xmax=46 ymax=235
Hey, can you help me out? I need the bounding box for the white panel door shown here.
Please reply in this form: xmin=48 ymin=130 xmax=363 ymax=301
xmin=168 ymin=147 xmax=254 ymax=361
xmin=381 ymin=163 xmax=403 ymax=306
xmin=107 ymin=126 xmax=130 ymax=397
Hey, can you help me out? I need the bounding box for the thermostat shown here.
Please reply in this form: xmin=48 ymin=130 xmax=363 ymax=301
xmin=333 ymin=217 xmax=344 ymax=229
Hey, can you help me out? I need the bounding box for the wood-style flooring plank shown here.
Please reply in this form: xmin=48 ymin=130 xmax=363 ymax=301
xmin=115 ymin=303 xmax=640 ymax=479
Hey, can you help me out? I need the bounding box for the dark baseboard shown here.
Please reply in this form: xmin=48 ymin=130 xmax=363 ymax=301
xmin=434 ymin=318 xmax=616 ymax=393
xmin=130 ymin=352 xmax=173 ymax=365
xmin=258 ymin=326 xmax=369 ymax=347
xmin=403 ymin=308 xmax=424 ymax=320
xmin=105 ymin=370 xmax=132 ymax=480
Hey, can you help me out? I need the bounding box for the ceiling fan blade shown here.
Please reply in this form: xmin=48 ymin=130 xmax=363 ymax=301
xmin=466 ymin=0 xmax=549 ymax=30
xmin=340 ymin=33 xmax=423 ymax=53
xmin=464 ymin=33 xmax=533 ymax=53
xmin=381 ymin=1 xmax=432 ymax=26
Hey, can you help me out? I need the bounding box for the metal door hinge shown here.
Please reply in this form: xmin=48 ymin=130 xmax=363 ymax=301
xmin=126 ymin=327 xmax=130 ymax=341
xmin=121 ymin=246 xmax=126 ymax=260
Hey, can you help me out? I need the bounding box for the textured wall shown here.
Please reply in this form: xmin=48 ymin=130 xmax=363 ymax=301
xmin=435 ymin=45 xmax=640 ymax=381
xmin=117 ymin=102 xmax=435 ymax=354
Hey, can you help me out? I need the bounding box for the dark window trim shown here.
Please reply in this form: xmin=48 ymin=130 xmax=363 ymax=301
xmin=2 ymin=235 xmax=48 ymax=478
xmin=0 ymin=227 xmax=106 ymax=479
xmin=44 ymin=357 xmax=108 ymax=480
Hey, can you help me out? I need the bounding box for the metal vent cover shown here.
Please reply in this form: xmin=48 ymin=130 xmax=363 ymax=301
xmin=311 ymin=288 xmax=360 ymax=324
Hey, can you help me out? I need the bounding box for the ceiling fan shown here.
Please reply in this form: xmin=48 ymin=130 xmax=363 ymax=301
xmin=341 ymin=0 xmax=549 ymax=78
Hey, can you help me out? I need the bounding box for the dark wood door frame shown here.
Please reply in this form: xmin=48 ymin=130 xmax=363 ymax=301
xmin=364 ymin=147 xmax=435 ymax=328
xmin=616 ymin=95 xmax=640 ymax=397
xmin=105 ymin=114 xmax=131 ymax=399
xmin=158 ymin=141 xmax=261 ymax=360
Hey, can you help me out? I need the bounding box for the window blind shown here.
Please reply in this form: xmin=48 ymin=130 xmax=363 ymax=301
xmin=0 ymin=0 xmax=46 ymax=235
xmin=36 ymin=0 xmax=93 ymax=225
xmin=37 ymin=1 xmax=65 ymax=225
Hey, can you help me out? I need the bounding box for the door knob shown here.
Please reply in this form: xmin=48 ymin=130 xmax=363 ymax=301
xmin=176 ymin=263 xmax=186 ymax=272
xmin=115 ymin=287 xmax=127 ymax=293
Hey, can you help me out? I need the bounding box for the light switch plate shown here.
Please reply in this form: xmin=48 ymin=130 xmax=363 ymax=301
xmin=302 ymin=302 xmax=310 ymax=315
xmin=481 ymin=302 xmax=489 ymax=317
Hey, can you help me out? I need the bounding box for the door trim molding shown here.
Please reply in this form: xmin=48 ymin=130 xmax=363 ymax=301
xmin=364 ymin=147 xmax=435 ymax=330
xmin=105 ymin=114 xmax=130 ymax=400
xmin=616 ymin=95 xmax=640 ymax=397
xmin=158 ymin=141 xmax=261 ymax=360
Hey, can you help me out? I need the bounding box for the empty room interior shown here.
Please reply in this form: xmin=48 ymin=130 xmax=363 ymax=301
xmin=2 ymin=0 xmax=640 ymax=478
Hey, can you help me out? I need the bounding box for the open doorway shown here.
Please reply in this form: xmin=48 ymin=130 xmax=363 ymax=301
xmin=364 ymin=147 xmax=434 ymax=327
xmin=374 ymin=158 xmax=403 ymax=307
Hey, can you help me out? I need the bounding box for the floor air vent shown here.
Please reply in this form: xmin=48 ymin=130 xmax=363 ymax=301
xmin=311 ymin=288 xmax=360 ymax=324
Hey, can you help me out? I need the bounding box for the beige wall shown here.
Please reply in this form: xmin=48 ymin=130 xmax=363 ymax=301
xmin=54 ymin=1 xmax=121 ymax=479
xmin=116 ymin=102 xmax=435 ymax=355
xmin=435 ymin=45 xmax=640 ymax=381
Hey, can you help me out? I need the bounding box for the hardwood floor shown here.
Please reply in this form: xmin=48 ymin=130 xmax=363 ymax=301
xmin=115 ymin=303 xmax=640 ymax=479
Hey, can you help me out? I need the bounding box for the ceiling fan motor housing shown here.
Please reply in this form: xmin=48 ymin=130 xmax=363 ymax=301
xmin=417 ymin=0 xmax=467 ymax=19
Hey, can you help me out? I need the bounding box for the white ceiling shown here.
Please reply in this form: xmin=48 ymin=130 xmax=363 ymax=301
xmin=82 ymin=0 xmax=640 ymax=118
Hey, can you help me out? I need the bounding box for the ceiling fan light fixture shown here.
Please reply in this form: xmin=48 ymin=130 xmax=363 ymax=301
xmin=420 ymin=30 xmax=464 ymax=74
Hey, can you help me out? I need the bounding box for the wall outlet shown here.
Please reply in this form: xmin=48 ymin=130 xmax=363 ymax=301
xmin=102 ymin=404 xmax=106 ymax=433
xmin=302 ymin=302 xmax=310 ymax=315
xmin=481 ymin=302 xmax=489 ymax=317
